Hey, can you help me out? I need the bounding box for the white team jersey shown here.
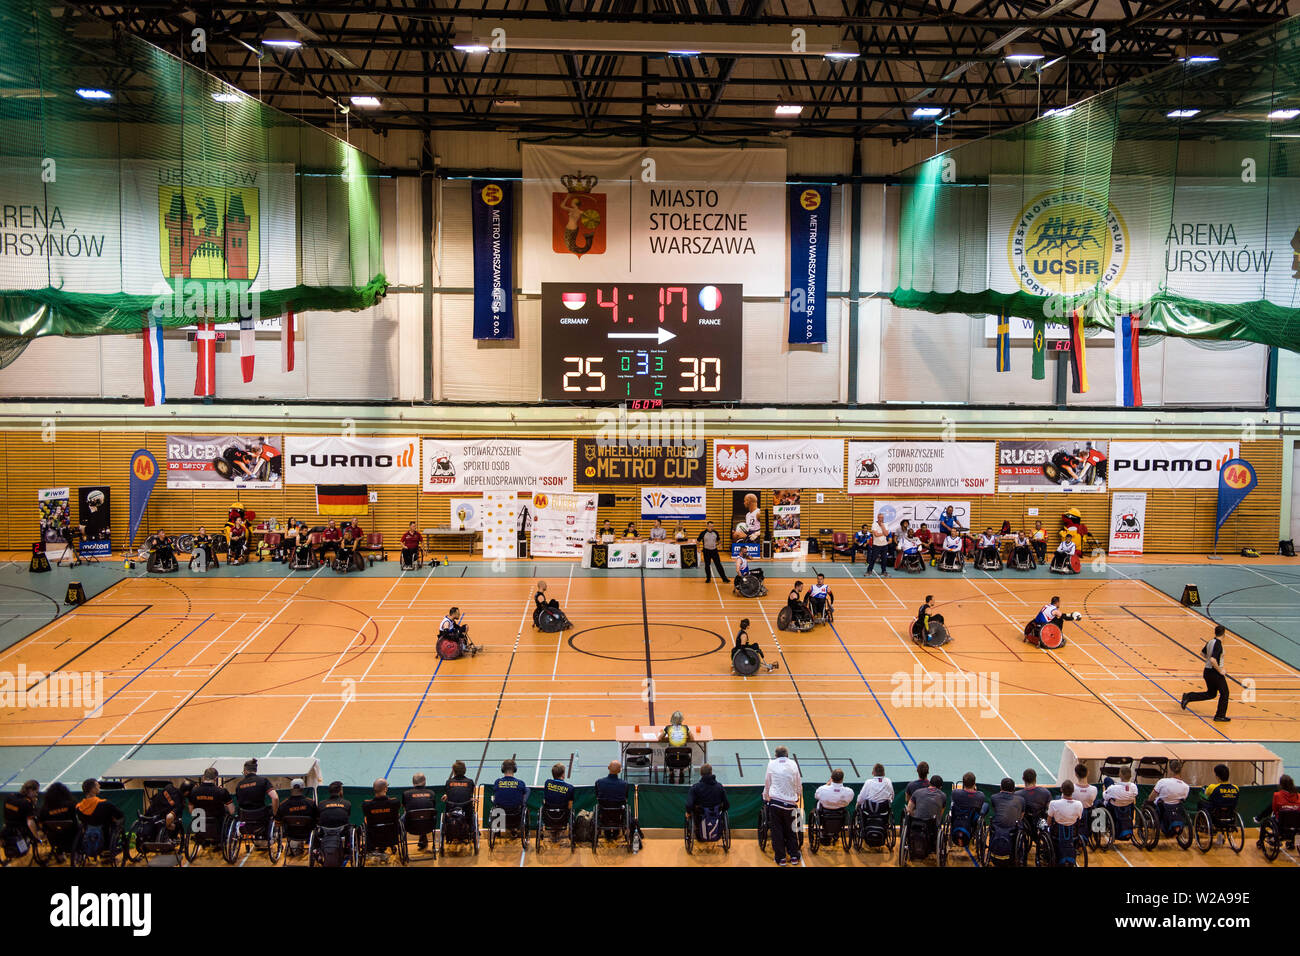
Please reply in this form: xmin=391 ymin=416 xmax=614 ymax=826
xmin=810 ymin=583 xmax=829 ymax=598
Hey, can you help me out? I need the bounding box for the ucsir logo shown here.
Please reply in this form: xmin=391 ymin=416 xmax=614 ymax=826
xmin=1009 ymin=189 xmax=1128 ymax=298
xmin=853 ymin=456 xmax=880 ymax=486
xmin=1112 ymin=511 xmax=1142 ymax=539
xmin=426 ymin=447 xmax=457 ymax=484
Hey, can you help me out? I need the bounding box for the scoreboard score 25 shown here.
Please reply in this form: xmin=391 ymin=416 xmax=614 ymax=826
xmin=540 ymin=283 xmax=742 ymax=402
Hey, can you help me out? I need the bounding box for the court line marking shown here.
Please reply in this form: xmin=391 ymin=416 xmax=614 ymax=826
xmin=51 ymin=692 xmax=159 ymax=784
xmin=385 ymin=659 xmax=444 ymax=779
xmin=755 ymin=594 xmax=835 ymax=772
xmin=474 ymin=594 xmax=536 ymax=779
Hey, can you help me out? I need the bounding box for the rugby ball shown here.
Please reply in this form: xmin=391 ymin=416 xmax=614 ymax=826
xmin=1071 ymin=612 xmax=1082 ymax=621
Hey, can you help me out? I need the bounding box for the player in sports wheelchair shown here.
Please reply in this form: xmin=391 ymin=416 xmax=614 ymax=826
xmin=974 ymin=528 xmax=1003 ymax=571
xmin=223 ymin=803 xmax=283 ymax=864
xmin=590 ymin=795 xmax=636 ymax=854
xmin=122 ymin=779 xmax=190 ymax=866
xmin=288 ymin=522 xmax=316 ymax=570
xmin=731 ymin=549 xmax=767 ymax=598
xmin=1258 ymin=804 xmax=1300 ymax=862
xmin=896 ymin=529 xmax=926 ymax=574
xmin=532 ymin=580 xmax=573 ymax=633
xmin=853 ymin=797 xmax=897 ymax=852
xmin=732 ymin=619 xmax=778 ymax=675
xmin=898 ymin=810 xmax=946 ymax=866
xmin=806 ymin=802 xmax=853 ymax=854
xmin=535 ymin=769 xmax=577 ymax=854
xmin=943 ymin=777 xmax=988 ymax=865
xmin=436 ymin=607 xmax=481 ymax=660
xmin=910 ymin=595 xmax=952 ymax=648
xmin=438 ymin=793 xmax=481 ymax=855
xmin=684 ymin=770 xmax=731 ymax=854
xmin=1140 ymin=797 xmax=1193 ymax=850
xmin=1193 ymin=767 xmax=1246 ymax=853
xmin=308 ymin=822 xmax=360 ymax=867
xmin=804 ymin=574 xmax=835 ymax=624
xmin=332 ymin=525 xmax=367 ymax=574
xmin=776 ymin=581 xmax=815 ymax=633
xmin=1009 ymin=531 xmax=1037 ymax=570
xmin=937 ymin=534 xmax=965 ymax=573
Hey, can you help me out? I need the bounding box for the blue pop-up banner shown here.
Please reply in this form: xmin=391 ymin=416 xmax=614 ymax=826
xmin=788 ymin=184 xmax=830 ymax=345
xmin=1214 ymin=457 xmax=1257 ymax=548
xmin=129 ymin=449 xmax=159 ymax=546
xmin=471 ymin=179 xmax=515 ymax=340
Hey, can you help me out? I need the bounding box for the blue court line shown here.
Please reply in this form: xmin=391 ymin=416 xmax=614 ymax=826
xmin=385 ymin=659 xmax=443 ymax=779
xmin=826 ymin=620 xmax=916 ymax=766
xmin=2 ymin=612 xmax=214 ymax=788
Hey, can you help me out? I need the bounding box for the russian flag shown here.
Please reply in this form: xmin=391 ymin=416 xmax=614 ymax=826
xmin=1114 ymin=311 xmax=1143 ymax=408
xmin=142 ymin=311 xmax=165 ymax=406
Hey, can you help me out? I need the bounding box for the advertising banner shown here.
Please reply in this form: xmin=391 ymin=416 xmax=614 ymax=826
xmin=38 ymin=487 xmax=70 ymax=548
xmin=422 ymin=439 xmax=573 ymax=493
xmin=471 ymin=179 xmax=515 ymax=340
xmin=285 ymin=436 xmax=418 ymax=485
xmin=848 ymin=441 xmax=995 ymax=495
xmin=772 ymin=489 xmax=804 ymax=558
xmin=166 ymin=435 xmax=283 ymax=489
xmin=530 ymin=492 xmax=599 ymax=559
xmin=1215 ymin=459 xmax=1258 ymax=548
xmin=128 ymin=449 xmax=159 ymax=546
xmin=78 ymin=486 xmax=112 ymax=556
xmin=482 ymin=492 xmax=520 ymax=560
xmin=997 ymin=440 xmax=1109 ymax=493
xmin=712 ymin=439 xmax=843 ymax=489
xmin=788 ymin=184 xmax=831 ymax=344
xmin=1108 ymin=441 xmax=1237 ymax=490
xmin=576 ymin=437 xmax=705 ymax=486
xmin=870 ymin=500 xmax=972 ymax=535
xmin=640 ymin=487 xmax=707 ymax=521
xmin=1108 ymin=491 xmax=1147 ymax=556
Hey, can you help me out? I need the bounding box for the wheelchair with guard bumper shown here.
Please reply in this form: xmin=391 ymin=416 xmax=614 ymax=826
xmin=898 ymin=550 xmax=926 ymax=574
xmin=975 ymin=544 xmax=1003 ymax=572
xmin=222 ymin=805 xmax=282 ymax=865
xmin=937 ymin=550 xmax=965 ymax=573
xmin=439 ymin=800 xmax=480 ymax=855
xmin=776 ymin=603 xmax=814 ymax=633
xmin=806 ymin=804 xmax=852 ymax=854
xmin=732 ymin=573 xmax=767 ymax=598
xmin=332 ymin=545 xmax=366 ymax=575
xmin=535 ymin=804 xmax=576 ymax=854
xmin=910 ymin=618 xmax=951 ymax=648
xmin=436 ymin=625 xmax=481 ymax=661
xmin=534 ymin=604 xmax=573 ymax=633
xmin=852 ymin=799 xmax=897 ymax=853
xmin=1009 ymin=545 xmax=1037 ymax=571
xmin=731 ymin=643 xmax=767 ymax=676
xmin=1194 ymin=802 xmax=1246 ymax=853
xmin=684 ymin=805 xmax=731 ymax=854
xmin=1258 ymin=805 xmax=1300 ymax=862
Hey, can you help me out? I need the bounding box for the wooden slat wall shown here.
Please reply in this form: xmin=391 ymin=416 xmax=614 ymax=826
xmin=0 ymin=432 xmax=1283 ymax=555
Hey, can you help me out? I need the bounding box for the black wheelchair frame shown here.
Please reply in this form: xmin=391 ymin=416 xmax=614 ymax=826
xmin=439 ymin=800 xmax=481 ymax=855
xmin=590 ymin=801 xmax=635 ymax=854
xmin=852 ymin=800 xmax=897 ymax=853
xmin=222 ymin=805 xmax=282 ymax=865
xmin=1194 ymin=802 xmax=1246 ymax=854
xmin=806 ymin=803 xmax=852 ymax=854
xmin=486 ymin=803 xmax=528 ymax=851
xmin=535 ymin=804 xmax=576 ymax=854
xmin=1258 ymin=806 xmax=1300 ymax=862
xmin=684 ymin=806 xmax=731 ymax=854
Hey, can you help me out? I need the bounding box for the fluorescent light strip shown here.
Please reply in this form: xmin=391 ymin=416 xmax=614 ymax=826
xmin=912 ymin=107 xmax=942 ymax=118
xmin=1268 ymin=108 xmax=1300 ymax=120
xmin=774 ymin=103 xmax=804 ymax=115
xmin=349 ymin=95 xmax=382 ymax=108
xmin=211 ymin=92 xmax=242 ymax=104
xmin=1043 ymin=107 xmax=1074 ymax=117
xmin=75 ymin=88 xmax=111 ymax=100
xmin=1167 ymin=109 xmax=1200 ymax=118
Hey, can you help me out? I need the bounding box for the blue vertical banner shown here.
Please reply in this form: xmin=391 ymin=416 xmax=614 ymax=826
xmin=471 ymin=179 xmax=515 ymax=340
xmin=788 ymin=184 xmax=830 ymax=344
xmin=128 ymin=449 xmax=159 ymax=547
xmin=1214 ymin=458 xmax=1257 ymax=548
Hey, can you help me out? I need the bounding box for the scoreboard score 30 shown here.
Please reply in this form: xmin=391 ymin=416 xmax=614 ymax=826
xmin=540 ymin=283 xmax=742 ymax=402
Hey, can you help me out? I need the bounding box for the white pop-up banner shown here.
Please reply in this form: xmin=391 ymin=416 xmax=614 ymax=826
xmin=521 ymin=145 xmax=787 ymax=296
xmin=482 ymin=492 xmax=520 ymax=559
xmin=712 ymin=439 xmax=844 ymax=488
xmin=849 ymin=441 xmax=995 ymax=495
xmin=422 ymin=439 xmax=574 ymax=493
xmin=1108 ymin=441 xmax=1237 ymax=490
xmin=284 ymin=436 xmax=419 ymax=485
xmin=1108 ymin=492 xmax=1147 ymax=556
xmin=529 ymin=492 xmax=598 ymax=559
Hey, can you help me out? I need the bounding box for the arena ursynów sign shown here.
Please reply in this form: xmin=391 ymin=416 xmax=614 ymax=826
xmin=1107 ymin=441 xmax=1236 ymax=490
xmin=284 ymin=436 xmax=419 ymax=485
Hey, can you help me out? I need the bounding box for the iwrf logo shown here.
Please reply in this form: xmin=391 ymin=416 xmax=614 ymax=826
xmin=50 ymin=886 xmax=151 ymax=936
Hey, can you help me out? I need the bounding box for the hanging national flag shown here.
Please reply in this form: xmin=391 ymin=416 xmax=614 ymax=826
xmin=316 ymin=484 xmax=369 ymax=515
xmin=1031 ymin=317 xmax=1046 ymax=381
xmin=1114 ymin=311 xmax=1143 ymax=408
xmin=194 ymin=321 xmax=216 ymax=397
xmin=142 ymin=312 xmax=165 ymax=406
xmin=281 ymin=309 xmax=296 ymax=373
xmin=995 ymin=314 xmax=1011 ymax=372
xmin=1068 ymin=309 xmax=1089 ymax=393
xmin=239 ymin=318 xmax=255 ymax=382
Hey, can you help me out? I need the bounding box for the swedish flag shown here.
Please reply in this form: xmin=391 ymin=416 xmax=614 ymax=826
xmin=996 ymin=314 xmax=1011 ymax=372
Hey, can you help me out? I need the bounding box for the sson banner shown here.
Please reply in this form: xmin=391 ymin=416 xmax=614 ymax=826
xmin=712 ymin=439 xmax=843 ymax=489
xmin=849 ymin=442 xmax=995 ymax=496
xmin=422 ymin=439 xmax=574 ymax=493
xmin=1108 ymin=441 xmax=1237 ymax=490
xmin=166 ymin=435 xmax=283 ymax=489
xmin=1108 ymin=492 xmax=1147 ymax=556
xmin=285 ymin=437 xmax=419 ymax=485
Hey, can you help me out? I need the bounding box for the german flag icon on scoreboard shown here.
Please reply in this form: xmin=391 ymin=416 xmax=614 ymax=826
xmin=316 ymin=485 xmax=369 ymax=515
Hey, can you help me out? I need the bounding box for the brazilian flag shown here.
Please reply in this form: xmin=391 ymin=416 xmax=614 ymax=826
xmin=1031 ymin=318 xmax=1046 ymax=381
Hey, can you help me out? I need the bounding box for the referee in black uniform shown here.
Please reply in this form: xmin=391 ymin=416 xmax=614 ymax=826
xmin=1181 ymin=624 xmax=1231 ymax=722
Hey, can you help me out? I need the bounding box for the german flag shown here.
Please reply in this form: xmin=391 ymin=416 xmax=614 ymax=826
xmin=1068 ymin=308 xmax=1090 ymax=393
xmin=316 ymin=484 xmax=368 ymax=515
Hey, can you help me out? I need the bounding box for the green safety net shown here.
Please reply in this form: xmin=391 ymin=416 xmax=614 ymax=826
xmin=892 ymin=15 xmax=1300 ymax=352
xmin=0 ymin=2 xmax=386 ymax=338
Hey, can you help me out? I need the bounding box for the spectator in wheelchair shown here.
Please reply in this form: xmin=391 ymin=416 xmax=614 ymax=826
xmin=950 ymin=773 xmax=989 ymax=831
xmin=905 ymin=761 xmax=932 ymax=801
xmin=490 ymin=761 xmax=528 ymax=828
xmin=76 ymin=778 xmax=125 ymax=847
xmin=916 ymin=523 xmax=934 ymax=559
xmin=905 ymin=775 xmax=946 ymax=830
xmin=192 ymin=526 xmax=219 ymax=568
xmin=686 ymin=764 xmax=729 ymax=821
xmin=858 ymin=764 xmax=894 ymax=811
xmin=146 ymin=528 xmax=177 ymax=572
xmin=595 ymin=761 xmax=628 ymax=805
xmin=543 ymin=765 xmax=575 ymax=813
xmin=990 ymin=777 xmax=1024 ymax=830
xmin=1103 ymin=766 xmax=1139 ymax=810
xmin=362 ymin=778 xmax=402 ymax=851
xmin=815 ymin=769 xmax=855 ymax=811
xmin=38 ymin=781 xmax=77 ymax=862
xmin=400 ymin=521 xmax=423 ymax=569
xmin=318 ymin=781 xmax=351 ymax=827
xmin=1011 ymin=529 xmax=1033 ymax=566
xmin=235 ymin=758 xmax=279 ymax=816
xmin=188 ymin=767 xmax=233 ymax=840
xmin=1050 ymin=534 xmax=1077 ymax=572
xmin=1047 ymin=780 xmax=1084 ymax=852
xmin=144 ymin=779 xmax=191 ymax=836
xmin=940 ymin=530 xmax=964 ymax=568
xmin=1072 ymin=763 xmax=1098 ymax=819
xmin=3 ymin=780 xmax=40 ymax=850
xmin=337 ymin=522 xmax=364 ymax=570
xmin=1256 ymin=774 xmax=1299 ymax=849
xmin=1145 ymin=759 xmax=1190 ymax=816
xmin=977 ymin=527 xmax=999 ymax=563
xmin=659 ymin=710 xmax=695 ymax=747
xmin=896 ymin=526 xmax=923 ymax=567
xmin=1019 ymin=768 xmax=1052 ymax=824
xmin=1202 ymin=763 xmax=1239 ymax=813
xmin=402 ymin=774 xmax=437 ymax=850
xmin=276 ymin=778 xmax=318 ymax=856
xmin=443 ymin=761 xmax=475 ymax=810
xmin=806 ymin=573 xmax=833 ymax=619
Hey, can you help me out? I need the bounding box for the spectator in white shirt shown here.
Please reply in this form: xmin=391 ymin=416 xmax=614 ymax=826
xmin=1103 ymin=766 xmax=1139 ymax=807
xmin=1147 ymin=760 xmax=1191 ymax=808
xmin=815 ymin=769 xmax=855 ymax=811
xmin=858 ymin=763 xmax=893 ymax=810
xmin=868 ymin=515 xmax=891 ymax=577
xmin=1072 ymin=763 xmax=1097 ymax=810
xmin=762 ymin=746 xmax=802 ymax=866
xmin=648 ymin=519 xmax=667 ymax=541
xmin=1048 ymin=780 xmax=1084 ymax=827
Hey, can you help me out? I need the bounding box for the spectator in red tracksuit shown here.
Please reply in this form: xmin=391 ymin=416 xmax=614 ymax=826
xmin=1256 ymin=774 xmax=1300 ymax=849
xmin=401 ymin=522 xmax=423 ymax=570
xmin=318 ymin=520 xmax=343 ymax=563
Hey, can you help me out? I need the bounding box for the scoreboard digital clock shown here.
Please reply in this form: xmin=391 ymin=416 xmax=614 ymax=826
xmin=541 ymin=283 xmax=743 ymax=402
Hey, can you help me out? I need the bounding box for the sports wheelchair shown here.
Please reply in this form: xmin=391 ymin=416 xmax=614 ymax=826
xmin=487 ymin=803 xmax=528 ymax=851
xmin=1142 ymin=800 xmax=1193 ymax=850
xmin=897 ymin=550 xmax=926 ymax=574
xmin=0 ymin=823 xmax=46 ymax=866
xmin=979 ymin=820 xmax=1022 ymax=867
xmin=1037 ymin=820 xmax=1088 ymax=867
xmin=222 ymin=805 xmax=283 ymax=865
xmin=309 ymin=823 xmax=360 ymax=867
xmin=732 ymin=573 xmax=767 ymax=598
xmin=438 ymin=799 xmax=480 ymax=855
xmin=975 ymin=543 xmax=1003 ymax=572
xmin=275 ymin=809 xmax=319 ymax=866
xmin=1194 ymin=802 xmax=1246 ymax=853
xmin=534 ymin=604 xmax=573 ymax=633
xmin=358 ymin=815 xmax=408 ymax=865
xmin=402 ymin=807 xmax=439 ymax=857
xmin=1009 ymin=544 xmax=1037 ymax=571
xmin=732 ymin=643 xmax=765 ymax=676
xmin=852 ymin=799 xmax=897 ymax=853
xmin=756 ymin=801 xmax=804 ymax=856
xmin=1050 ymin=550 xmax=1081 ymax=574
xmin=590 ymin=799 xmax=635 ymax=854
xmin=684 ymin=805 xmax=731 ymax=854
xmin=910 ymin=618 xmax=951 ymax=648
xmin=806 ymin=803 xmax=852 ymax=854
xmin=534 ymin=804 xmax=576 ymax=854
xmin=332 ymin=544 xmax=366 ymax=574
xmin=776 ymin=602 xmax=815 ymax=633
xmin=183 ymin=805 xmax=231 ymax=863
xmin=400 ymin=546 xmax=424 ymax=571
xmin=122 ymin=801 xmax=186 ymax=866
xmin=937 ymin=550 xmax=964 ymax=573
xmin=288 ymin=539 xmax=316 ymax=571
xmin=943 ymin=803 xmax=986 ymax=864
xmin=898 ymin=812 xmax=944 ymax=866
xmin=1091 ymin=801 xmax=1147 ymax=852
xmin=436 ymin=625 xmax=481 ymax=661
xmin=73 ymin=820 xmax=127 ymax=868
xmin=1258 ymin=805 xmax=1300 ymax=862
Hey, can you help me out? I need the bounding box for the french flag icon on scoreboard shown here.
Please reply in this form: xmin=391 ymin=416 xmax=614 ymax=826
xmin=698 ymin=285 xmax=723 ymax=311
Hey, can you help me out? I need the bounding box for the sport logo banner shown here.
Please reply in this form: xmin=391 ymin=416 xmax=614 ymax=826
xmin=713 ymin=439 xmax=843 ymax=489
xmin=640 ymin=487 xmax=707 ymax=520
xmin=848 ymin=442 xmax=994 ymax=496
xmin=285 ymin=436 xmax=418 ymax=485
xmin=1108 ymin=441 xmax=1236 ymax=490
xmin=998 ymin=440 xmax=1108 ymax=493
xmin=78 ymin=486 xmax=112 ymax=556
xmin=577 ymin=438 xmax=705 ymax=486
xmin=166 ymin=435 xmax=283 ymax=489
xmin=422 ymin=439 xmax=574 ymax=493
xmin=772 ymin=490 xmax=804 ymax=559
xmin=38 ymin=487 xmax=71 ymax=547
xmin=1109 ymin=491 xmax=1147 ymax=556
xmin=530 ymin=492 xmax=598 ymax=559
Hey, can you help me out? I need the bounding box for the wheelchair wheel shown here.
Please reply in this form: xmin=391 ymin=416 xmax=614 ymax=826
xmin=266 ymin=820 xmax=283 ymax=863
xmin=1194 ymin=809 xmax=1213 ymax=852
xmin=683 ymin=817 xmax=694 ymax=855
xmin=976 ymin=825 xmax=989 ymax=866
xmin=732 ymin=645 xmax=761 ymax=677
xmin=807 ymin=813 xmax=820 ymax=855
xmin=1091 ymin=807 xmax=1114 ymax=850
xmin=222 ymin=822 xmax=241 ymax=864
xmin=776 ymin=606 xmax=792 ymax=631
xmin=840 ymin=817 xmax=852 ymax=851
xmin=1259 ymin=818 xmax=1280 ymax=861
xmin=1136 ymin=806 xmax=1159 ymax=849
xmin=1175 ymin=816 xmax=1193 ymax=850
xmin=183 ymin=828 xmax=201 ymax=863
xmin=356 ymin=829 xmax=368 ymax=867
xmin=937 ymin=825 xmax=948 ymax=867
xmin=348 ymin=826 xmax=361 ymax=867
xmin=896 ymin=819 xmax=909 ymax=866
xmin=1228 ymin=814 xmax=1245 ymax=853
xmin=1032 ymin=829 xmax=1053 ymax=867
xmin=757 ymin=807 xmax=769 ymax=853
xmin=533 ymin=823 xmax=542 ymax=854
xmin=1075 ymin=835 xmax=1089 ymax=868
xmin=722 ymin=814 xmax=732 ymax=852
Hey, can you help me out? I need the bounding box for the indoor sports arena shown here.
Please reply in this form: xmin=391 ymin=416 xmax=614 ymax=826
xmin=1 ymin=0 xmax=1299 ymax=922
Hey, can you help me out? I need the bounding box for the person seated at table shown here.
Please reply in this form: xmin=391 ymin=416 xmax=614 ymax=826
xmin=622 ymin=521 xmax=639 ymax=539
xmin=1031 ymin=520 xmax=1048 ymax=562
xmin=598 ymin=520 xmax=616 ymax=544
xmin=227 ymin=518 xmax=249 ymax=565
xmin=146 ymin=528 xmax=177 ymax=572
xmin=735 ymin=548 xmax=763 ymax=583
xmin=648 ymin=519 xmax=667 ymax=541
xmin=401 ymin=521 xmax=423 ymax=570
xmin=733 ymin=618 xmax=777 ymax=673
xmin=806 ymin=573 xmax=833 ymax=618
xmin=658 ymin=711 xmax=695 ymax=746
xmin=672 ymin=519 xmax=689 ymax=542
xmin=1051 ymin=534 xmax=1077 ymax=572
xmin=852 ymin=522 xmax=871 ymax=563
xmin=317 ymin=519 xmax=342 ymax=564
